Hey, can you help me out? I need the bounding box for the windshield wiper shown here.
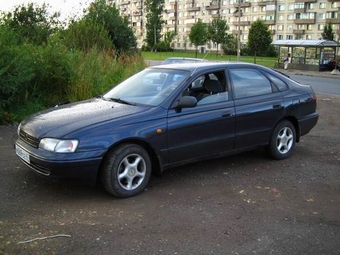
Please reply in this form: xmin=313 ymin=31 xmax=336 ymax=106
xmin=103 ymin=97 xmax=135 ymax=105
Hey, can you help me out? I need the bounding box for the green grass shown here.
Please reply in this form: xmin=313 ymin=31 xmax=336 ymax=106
xmin=141 ymin=51 xmax=278 ymax=68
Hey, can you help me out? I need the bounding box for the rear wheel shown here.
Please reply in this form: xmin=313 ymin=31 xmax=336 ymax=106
xmin=268 ymin=120 xmax=296 ymax=160
xmin=101 ymin=144 xmax=151 ymax=198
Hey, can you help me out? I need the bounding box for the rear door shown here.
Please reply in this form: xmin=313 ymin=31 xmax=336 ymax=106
xmin=228 ymin=68 xmax=285 ymax=149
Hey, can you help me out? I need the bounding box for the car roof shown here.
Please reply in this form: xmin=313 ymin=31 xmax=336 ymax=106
xmin=150 ymin=61 xmax=271 ymax=73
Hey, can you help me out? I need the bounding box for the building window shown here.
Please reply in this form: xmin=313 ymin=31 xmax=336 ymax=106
xmin=277 ymin=35 xmax=283 ymax=40
xmin=277 ymin=25 xmax=284 ymax=31
xmin=306 ymin=34 xmax=312 ymax=40
xmin=287 ymin=14 xmax=294 ymax=20
xmin=294 ymin=3 xmax=305 ymax=9
xmin=331 ymin=2 xmax=338 ymax=8
xmin=319 ymin=2 xmax=326 ymax=9
xmin=318 ymin=13 xmax=325 ymax=20
xmin=307 ymin=3 xmax=314 ymax=10
xmin=252 ymin=7 xmax=257 ymax=13
xmin=286 ymin=35 xmax=293 ymax=40
xmin=307 ymin=24 xmax=313 ymax=31
xmin=287 ymin=25 xmax=294 ymax=31
xmin=288 ymin=4 xmax=294 ymax=10
xmin=318 ymin=24 xmax=325 ymax=31
xmin=278 ymin=5 xmax=285 ymax=11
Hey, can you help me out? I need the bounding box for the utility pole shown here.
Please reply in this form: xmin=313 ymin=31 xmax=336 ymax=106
xmin=237 ymin=0 xmax=241 ymax=62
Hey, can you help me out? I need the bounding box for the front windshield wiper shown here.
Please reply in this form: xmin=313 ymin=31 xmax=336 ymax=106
xmin=103 ymin=97 xmax=135 ymax=105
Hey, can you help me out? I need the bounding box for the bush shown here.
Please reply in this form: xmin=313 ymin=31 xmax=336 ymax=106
xmin=0 ymin=26 xmax=35 ymax=123
xmin=61 ymin=19 xmax=114 ymax=52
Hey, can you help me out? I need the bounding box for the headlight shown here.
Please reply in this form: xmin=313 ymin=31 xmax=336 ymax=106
xmin=39 ymin=138 xmax=79 ymax=153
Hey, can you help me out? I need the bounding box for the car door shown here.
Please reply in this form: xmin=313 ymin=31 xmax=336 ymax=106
xmin=166 ymin=70 xmax=236 ymax=164
xmin=228 ymin=67 xmax=285 ymax=149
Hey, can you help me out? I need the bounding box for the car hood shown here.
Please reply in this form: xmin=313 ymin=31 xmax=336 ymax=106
xmin=21 ymin=98 xmax=150 ymax=138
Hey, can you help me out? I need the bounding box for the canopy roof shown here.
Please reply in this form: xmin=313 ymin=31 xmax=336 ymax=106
xmin=271 ymin=40 xmax=338 ymax=47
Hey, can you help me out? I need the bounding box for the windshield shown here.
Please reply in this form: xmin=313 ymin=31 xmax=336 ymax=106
xmin=103 ymin=68 xmax=189 ymax=106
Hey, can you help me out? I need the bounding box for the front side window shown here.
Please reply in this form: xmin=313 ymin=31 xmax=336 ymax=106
xmin=183 ymin=71 xmax=228 ymax=105
xmin=229 ymin=69 xmax=273 ymax=99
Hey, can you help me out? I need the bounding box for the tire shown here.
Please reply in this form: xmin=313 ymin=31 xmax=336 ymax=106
xmin=268 ymin=120 xmax=296 ymax=160
xmin=100 ymin=144 xmax=152 ymax=198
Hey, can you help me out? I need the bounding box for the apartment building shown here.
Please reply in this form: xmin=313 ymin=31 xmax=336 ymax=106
xmin=111 ymin=0 xmax=340 ymax=51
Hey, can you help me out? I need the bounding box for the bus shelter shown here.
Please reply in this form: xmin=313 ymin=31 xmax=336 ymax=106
xmin=272 ymin=40 xmax=339 ymax=71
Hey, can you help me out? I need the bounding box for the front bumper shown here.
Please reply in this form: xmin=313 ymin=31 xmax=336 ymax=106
xmin=15 ymin=138 xmax=104 ymax=185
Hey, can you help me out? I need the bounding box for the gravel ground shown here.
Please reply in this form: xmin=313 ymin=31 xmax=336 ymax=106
xmin=0 ymin=93 xmax=339 ymax=255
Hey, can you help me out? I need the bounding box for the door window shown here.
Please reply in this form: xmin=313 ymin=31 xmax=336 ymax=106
xmin=229 ymin=69 xmax=273 ymax=99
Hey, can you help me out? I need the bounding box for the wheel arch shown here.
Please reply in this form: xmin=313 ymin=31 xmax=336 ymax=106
xmin=97 ymin=139 xmax=162 ymax=182
xmin=283 ymin=116 xmax=300 ymax=142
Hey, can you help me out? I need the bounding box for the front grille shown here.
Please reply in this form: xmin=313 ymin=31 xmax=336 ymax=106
xmin=19 ymin=130 xmax=40 ymax=148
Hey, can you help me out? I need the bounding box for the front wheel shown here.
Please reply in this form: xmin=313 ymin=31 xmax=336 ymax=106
xmin=268 ymin=120 xmax=296 ymax=160
xmin=100 ymin=144 xmax=152 ymax=198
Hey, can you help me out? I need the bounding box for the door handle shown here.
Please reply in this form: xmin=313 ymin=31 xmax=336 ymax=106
xmin=273 ymin=104 xmax=283 ymax=109
xmin=222 ymin=112 xmax=233 ymax=117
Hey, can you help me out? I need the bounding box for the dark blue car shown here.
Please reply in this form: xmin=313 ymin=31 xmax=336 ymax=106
xmin=15 ymin=62 xmax=319 ymax=197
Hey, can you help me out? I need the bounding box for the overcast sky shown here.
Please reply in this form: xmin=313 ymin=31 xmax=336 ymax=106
xmin=0 ymin=0 xmax=93 ymax=21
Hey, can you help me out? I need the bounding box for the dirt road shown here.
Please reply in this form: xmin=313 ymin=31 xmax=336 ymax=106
xmin=1 ymin=94 xmax=339 ymax=254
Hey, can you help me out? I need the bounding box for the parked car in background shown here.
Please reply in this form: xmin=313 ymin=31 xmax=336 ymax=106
xmin=162 ymin=57 xmax=206 ymax=64
xmin=15 ymin=62 xmax=319 ymax=198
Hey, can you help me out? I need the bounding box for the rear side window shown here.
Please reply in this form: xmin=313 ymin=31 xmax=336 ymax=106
xmin=265 ymin=73 xmax=289 ymax=91
xmin=229 ymin=69 xmax=273 ymax=99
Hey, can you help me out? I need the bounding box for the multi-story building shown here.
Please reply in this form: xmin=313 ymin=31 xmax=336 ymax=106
xmin=111 ymin=0 xmax=340 ymax=51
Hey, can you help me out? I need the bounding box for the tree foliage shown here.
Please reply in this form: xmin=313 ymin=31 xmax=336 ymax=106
xmin=322 ymin=23 xmax=335 ymax=41
xmin=1 ymin=3 xmax=61 ymax=45
xmin=144 ymin=0 xmax=165 ymax=51
xmin=207 ymin=18 xmax=230 ymax=56
xmin=189 ymin=20 xmax=208 ymax=57
xmin=222 ymin=34 xmax=238 ymax=55
xmin=247 ymin=19 xmax=272 ymax=63
xmin=84 ymin=0 xmax=136 ymax=52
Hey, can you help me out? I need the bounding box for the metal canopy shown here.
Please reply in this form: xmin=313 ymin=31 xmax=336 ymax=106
xmin=271 ymin=40 xmax=339 ymax=47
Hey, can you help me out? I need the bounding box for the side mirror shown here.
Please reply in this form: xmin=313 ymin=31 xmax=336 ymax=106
xmin=176 ymin=96 xmax=197 ymax=108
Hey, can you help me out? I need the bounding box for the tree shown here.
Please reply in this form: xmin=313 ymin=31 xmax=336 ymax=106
xmin=84 ymin=0 xmax=136 ymax=52
xmin=322 ymin=23 xmax=335 ymax=41
xmin=1 ymin=3 xmax=61 ymax=45
xmin=222 ymin=34 xmax=238 ymax=56
xmin=189 ymin=20 xmax=208 ymax=58
xmin=247 ymin=19 xmax=272 ymax=63
xmin=207 ymin=18 xmax=230 ymax=56
xmin=145 ymin=0 xmax=165 ymax=51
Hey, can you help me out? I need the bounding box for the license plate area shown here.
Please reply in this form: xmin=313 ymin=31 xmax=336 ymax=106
xmin=15 ymin=145 xmax=30 ymax=164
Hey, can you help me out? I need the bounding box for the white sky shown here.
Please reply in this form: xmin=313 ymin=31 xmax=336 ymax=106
xmin=0 ymin=0 xmax=93 ymax=21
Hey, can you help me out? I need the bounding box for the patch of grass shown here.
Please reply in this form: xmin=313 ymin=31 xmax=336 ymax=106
xmin=141 ymin=51 xmax=277 ymax=68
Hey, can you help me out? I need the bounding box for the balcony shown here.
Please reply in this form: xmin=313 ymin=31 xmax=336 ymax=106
xmin=232 ymin=2 xmax=251 ymax=7
xmin=120 ymin=1 xmax=130 ymax=5
xmin=266 ymin=9 xmax=276 ymax=14
xmin=294 ymin=18 xmax=316 ymax=24
xmin=294 ymin=7 xmax=306 ymax=13
xmin=232 ymin=21 xmax=251 ymax=25
xmin=326 ymin=18 xmax=340 ymax=24
xmin=294 ymin=0 xmax=317 ymax=2
xmin=205 ymin=5 xmax=220 ymax=10
xmin=258 ymin=1 xmax=276 ymax=6
xmin=263 ymin=20 xmax=276 ymax=25
xmin=233 ymin=12 xmax=242 ymax=17
xmin=293 ymin=29 xmax=305 ymax=34
xmin=132 ymin=11 xmax=142 ymax=16
xmin=232 ymin=30 xmax=242 ymax=35
xmin=187 ymin=7 xmax=201 ymax=11
xmin=212 ymin=13 xmax=220 ymax=18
